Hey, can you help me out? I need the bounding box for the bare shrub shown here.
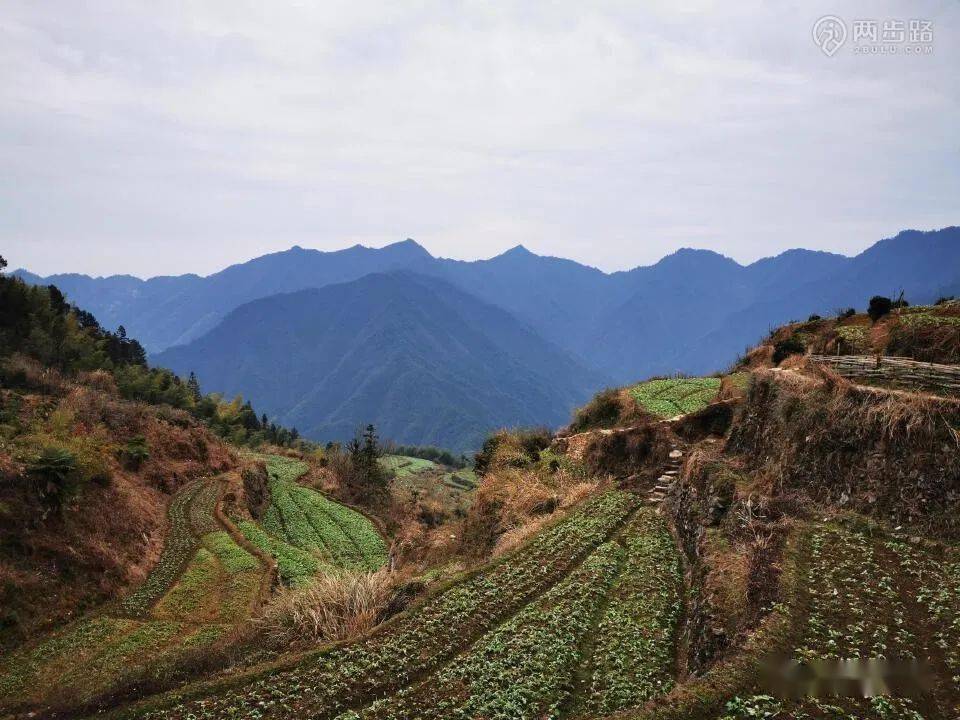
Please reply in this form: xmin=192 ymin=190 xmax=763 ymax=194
xmin=77 ymin=369 xmax=118 ymax=396
xmin=729 ymin=369 xmax=960 ymax=537
xmin=257 ymin=570 xmax=394 ymax=648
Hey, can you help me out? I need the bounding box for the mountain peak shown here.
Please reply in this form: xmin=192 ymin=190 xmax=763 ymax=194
xmin=382 ymin=237 xmax=433 ymax=259
xmin=496 ymin=244 xmax=536 ymax=260
xmin=655 ymin=247 xmax=739 ymax=269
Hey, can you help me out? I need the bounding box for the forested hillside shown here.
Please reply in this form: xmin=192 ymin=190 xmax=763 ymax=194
xmin=155 ymin=272 xmax=605 ymax=452
xmin=18 ymin=228 xmax=960 ymax=383
xmin=18 ymin=227 xmax=960 ymax=450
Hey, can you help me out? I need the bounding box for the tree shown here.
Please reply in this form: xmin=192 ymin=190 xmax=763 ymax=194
xmin=868 ymin=296 xmax=893 ymax=322
xmin=347 ymin=424 xmax=387 ymax=499
xmin=187 ymin=371 xmax=202 ymax=402
xmin=47 ymin=285 xmax=69 ymax=315
xmin=361 ymin=424 xmax=380 ymax=466
xmin=0 ymin=255 xmax=6 ymax=273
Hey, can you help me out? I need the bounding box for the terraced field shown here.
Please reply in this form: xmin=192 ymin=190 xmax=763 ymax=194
xmin=339 ymin=508 xmax=683 ymax=720
xmin=383 ymin=453 xmax=476 ymax=514
xmin=0 ymin=456 xmax=386 ymax=713
xmin=236 ymin=456 xmax=387 ymax=585
xmin=380 ymin=454 xmax=438 ymax=477
xmin=443 ymin=467 xmax=478 ymax=491
xmin=716 ymin=524 xmax=960 ymax=720
xmin=0 ymin=475 xmax=263 ymax=710
xmin=629 ymin=377 xmax=722 ymax=418
xmin=130 ymin=490 xmax=670 ymax=719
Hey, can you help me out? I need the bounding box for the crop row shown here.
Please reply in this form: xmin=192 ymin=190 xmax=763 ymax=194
xmin=796 ymin=526 xmax=912 ymax=662
xmin=721 ymin=528 xmax=937 ymax=720
xmin=0 ymin=484 xmax=259 ymax=711
xmin=349 ymin=542 xmax=627 ymax=719
xmin=189 ymin=478 xmax=223 ymax=536
xmin=906 ymin=544 xmax=960 ymax=683
xmin=0 ymin=614 xmax=232 ymax=710
xmin=237 ymin=519 xmax=326 ymax=586
xmin=144 ymin=490 xmax=638 ymax=719
xmin=575 ymin=508 xmax=683 ymax=715
xmin=0 ymin=616 xmax=132 ymax=704
xmin=290 ymin=484 xmax=387 ymax=571
xmin=629 ymin=377 xmax=721 ymax=418
xmin=718 ymin=694 xmax=926 ymax=720
xmin=259 ymin=454 xmax=386 ymax=573
xmin=117 ymin=480 xmax=206 ymax=617
xmin=150 ymin=531 xmax=262 ymax=624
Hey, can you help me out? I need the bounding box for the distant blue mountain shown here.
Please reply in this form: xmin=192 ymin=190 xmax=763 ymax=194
xmin=154 ymin=272 xmax=607 ymax=452
xmin=16 ymin=226 xmax=960 ymax=447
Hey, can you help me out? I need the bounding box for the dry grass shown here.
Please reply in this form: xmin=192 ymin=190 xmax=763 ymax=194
xmin=256 ymin=570 xmax=394 ymax=649
xmin=728 ymin=368 xmax=960 ymax=538
xmin=0 ymin=371 xmax=237 ymax=648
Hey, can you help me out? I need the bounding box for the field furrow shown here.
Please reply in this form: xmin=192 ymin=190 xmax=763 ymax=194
xmin=346 ymin=541 xmax=628 ymax=720
xmin=140 ymin=490 xmax=638 ymax=720
xmin=570 ymin=508 xmax=683 ymax=716
xmin=720 ymin=524 xmax=952 ymax=720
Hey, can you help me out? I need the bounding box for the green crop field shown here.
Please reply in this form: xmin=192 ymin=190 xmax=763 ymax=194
xmin=347 ymin=508 xmax=683 ymax=720
xmin=713 ymin=523 xmax=958 ymax=720
xmin=0 ymin=456 xmax=387 ymax=711
xmin=117 ymin=479 xmax=210 ymax=617
xmin=0 ymin=476 xmax=265 ymax=710
xmin=248 ymin=455 xmax=387 ymax=576
xmin=380 ymin=454 xmax=438 ymax=477
xmin=629 ymin=376 xmax=722 ymax=418
xmin=443 ymin=467 xmax=478 ymax=491
xmin=139 ymin=490 xmax=641 ymax=719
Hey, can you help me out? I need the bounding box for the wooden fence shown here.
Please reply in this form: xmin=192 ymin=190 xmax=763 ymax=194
xmin=809 ymin=354 xmax=960 ymax=395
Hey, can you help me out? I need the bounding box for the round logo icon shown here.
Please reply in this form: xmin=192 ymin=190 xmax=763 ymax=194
xmin=812 ymin=15 xmax=847 ymax=57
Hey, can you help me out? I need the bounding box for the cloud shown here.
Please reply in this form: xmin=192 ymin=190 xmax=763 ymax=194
xmin=1 ymin=0 xmax=958 ymax=276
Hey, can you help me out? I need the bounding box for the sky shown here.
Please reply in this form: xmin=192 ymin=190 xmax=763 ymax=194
xmin=2 ymin=1 xmax=958 ymax=278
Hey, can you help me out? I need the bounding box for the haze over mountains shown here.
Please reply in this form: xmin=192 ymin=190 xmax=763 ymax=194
xmin=16 ymin=226 xmax=960 ymax=450
xmin=154 ymin=273 xmax=604 ymax=451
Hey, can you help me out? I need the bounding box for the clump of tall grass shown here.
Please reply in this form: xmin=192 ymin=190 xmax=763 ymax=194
xmin=256 ymin=570 xmax=394 ymax=648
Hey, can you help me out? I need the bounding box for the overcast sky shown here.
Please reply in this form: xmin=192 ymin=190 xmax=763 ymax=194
xmin=2 ymin=1 xmax=958 ymax=278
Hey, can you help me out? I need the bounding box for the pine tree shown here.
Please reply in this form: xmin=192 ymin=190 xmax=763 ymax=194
xmin=187 ymin=372 xmax=202 ymax=402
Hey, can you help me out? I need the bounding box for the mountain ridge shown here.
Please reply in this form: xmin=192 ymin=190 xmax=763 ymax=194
xmin=15 ymin=226 xmax=960 ymax=446
xmin=153 ymin=271 xmax=608 ymax=451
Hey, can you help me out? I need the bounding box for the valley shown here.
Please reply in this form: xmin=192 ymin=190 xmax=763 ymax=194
xmin=2 ymin=260 xmax=960 ymax=720
xmin=4 ymin=5 xmax=958 ymax=719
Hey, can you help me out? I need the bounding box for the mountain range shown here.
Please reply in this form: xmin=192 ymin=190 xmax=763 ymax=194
xmin=153 ymin=273 xmax=604 ymax=452
xmin=15 ymin=226 xmax=960 ymax=449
